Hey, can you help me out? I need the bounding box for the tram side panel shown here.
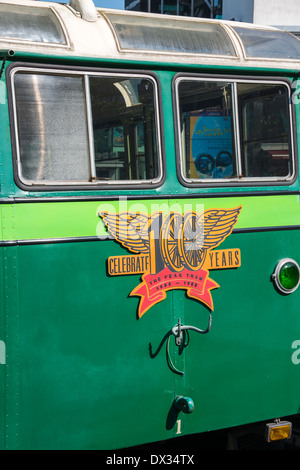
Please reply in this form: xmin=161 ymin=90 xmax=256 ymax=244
xmin=2 ymin=57 xmax=300 ymax=448
xmin=176 ymin=226 xmax=300 ymax=436
xmin=0 ymin=62 xmax=177 ymax=448
xmin=0 ymin=66 xmax=15 ymax=450
xmin=0 ymin=242 xmax=4 ymax=450
xmin=9 ymin=236 xmax=175 ymax=450
xmin=170 ymin=71 xmax=300 ymax=439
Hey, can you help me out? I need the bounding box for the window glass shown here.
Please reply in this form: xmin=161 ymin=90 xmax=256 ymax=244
xmin=232 ymin=27 xmax=300 ymax=60
xmin=105 ymin=13 xmax=236 ymax=56
xmin=238 ymin=83 xmax=292 ymax=178
xmin=176 ymin=78 xmax=293 ymax=183
xmin=177 ymin=80 xmax=237 ymax=180
xmin=12 ymin=70 xmax=161 ymax=186
xmin=14 ymin=73 xmax=91 ymax=183
xmin=0 ymin=3 xmax=66 ymax=44
xmin=89 ymin=76 xmax=159 ymax=181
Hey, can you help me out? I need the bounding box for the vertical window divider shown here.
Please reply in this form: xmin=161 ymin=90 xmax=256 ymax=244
xmin=84 ymin=74 xmax=97 ymax=181
xmin=232 ymin=81 xmax=242 ymax=178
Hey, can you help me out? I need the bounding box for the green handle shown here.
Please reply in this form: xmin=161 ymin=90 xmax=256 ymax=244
xmin=175 ymin=396 xmax=194 ymax=414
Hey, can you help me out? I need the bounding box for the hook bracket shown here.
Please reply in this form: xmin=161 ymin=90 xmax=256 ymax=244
xmin=150 ymin=315 xmax=212 ymax=376
xmin=171 ymin=315 xmax=212 ymax=346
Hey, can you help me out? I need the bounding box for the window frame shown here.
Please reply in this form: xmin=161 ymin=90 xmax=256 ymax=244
xmin=7 ymin=63 xmax=165 ymax=191
xmin=173 ymin=73 xmax=297 ymax=188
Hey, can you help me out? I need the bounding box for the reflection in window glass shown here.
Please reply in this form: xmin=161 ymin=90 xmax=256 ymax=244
xmin=238 ymin=83 xmax=292 ymax=178
xmin=177 ymin=80 xmax=236 ymax=180
xmin=233 ymin=27 xmax=300 ymax=60
xmin=0 ymin=3 xmax=66 ymax=44
xmin=89 ymin=76 xmax=159 ymax=181
xmin=177 ymin=79 xmax=293 ymax=182
xmin=14 ymin=73 xmax=91 ymax=183
xmin=13 ymin=71 xmax=160 ymax=185
xmin=106 ymin=13 xmax=236 ymax=56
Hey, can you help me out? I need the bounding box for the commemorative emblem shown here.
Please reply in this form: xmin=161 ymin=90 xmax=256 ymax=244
xmin=99 ymin=206 xmax=242 ymax=317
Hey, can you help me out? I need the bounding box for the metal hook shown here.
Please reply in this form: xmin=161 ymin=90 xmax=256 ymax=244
xmin=150 ymin=315 xmax=212 ymax=376
xmin=171 ymin=315 xmax=212 ymax=345
xmin=166 ymin=335 xmax=185 ymax=376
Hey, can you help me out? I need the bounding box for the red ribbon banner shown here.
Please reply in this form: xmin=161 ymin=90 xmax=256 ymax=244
xmin=130 ymin=267 xmax=219 ymax=318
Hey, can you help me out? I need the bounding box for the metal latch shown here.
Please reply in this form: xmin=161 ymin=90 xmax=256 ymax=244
xmin=171 ymin=315 xmax=212 ymax=346
xmin=150 ymin=315 xmax=212 ymax=376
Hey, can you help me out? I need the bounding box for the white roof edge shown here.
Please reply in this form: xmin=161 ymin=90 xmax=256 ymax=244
xmin=0 ymin=0 xmax=299 ymax=70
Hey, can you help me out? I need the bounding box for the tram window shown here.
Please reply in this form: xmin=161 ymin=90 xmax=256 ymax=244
xmin=176 ymin=78 xmax=293 ymax=184
xmin=13 ymin=73 xmax=91 ymax=183
xmin=177 ymin=80 xmax=237 ymax=180
xmin=89 ymin=76 xmax=159 ymax=181
xmin=12 ymin=70 xmax=161 ymax=186
xmin=0 ymin=3 xmax=66 ymax=44
xmin=232 ymin=27 xmax=300 ymax=60
xmin=238 ymin=83 xmax=292 ymax=178
xmin=105 ymin=13 xmax=236 ymax=56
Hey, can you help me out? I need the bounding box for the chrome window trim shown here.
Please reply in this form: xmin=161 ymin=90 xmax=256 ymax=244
xmin=232 ymin=81 xmax=242 ymax=178
xmin=174 ymin=75 xmax=296 ymax=186
xmin=84 ymin=74 xmax=96 ymax=181
xmin=10 ymin=65 xmax=164 ymax=188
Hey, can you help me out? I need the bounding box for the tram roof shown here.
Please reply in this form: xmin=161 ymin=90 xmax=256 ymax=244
xmin=1 ymin=0 xmax=300 ymax=70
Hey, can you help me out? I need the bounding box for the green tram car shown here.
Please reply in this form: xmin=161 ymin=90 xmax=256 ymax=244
xmin=0 ymin=0 xmax=300 ymax=451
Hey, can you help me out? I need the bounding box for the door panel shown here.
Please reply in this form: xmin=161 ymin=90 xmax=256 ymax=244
xmin=176 ymin=229 xmax=300 ymax=435
xmin=15 ymin=241 xmax=174 ymax=449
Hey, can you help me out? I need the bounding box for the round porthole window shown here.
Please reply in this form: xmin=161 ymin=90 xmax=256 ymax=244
xmin=272 ymin=258 xmax=300 ymax=294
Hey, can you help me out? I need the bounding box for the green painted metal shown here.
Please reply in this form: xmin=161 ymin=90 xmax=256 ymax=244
xmin=2 ymin=227 xmax=300 ymax=449
xmin=175 ymin=230 xmax=300 ymax=436
xmin=10 ymin=241 xmax=174 ymax=449
xmin=0 ymin=43 xmax=300 ymax=451
xmin=0 ymin=194 xmax=299 ymax=243
xmin=0 ymin=247 xmax=4 ymax=451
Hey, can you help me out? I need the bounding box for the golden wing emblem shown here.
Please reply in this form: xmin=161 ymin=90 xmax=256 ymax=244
xmin=177 ymin=206 xmax=242 ymax=271
xmin=202 ymin=206 xmax=242 ymax=250
xmin=100 ymin=207 xmax=241 ymax=274
xmin=99 ymin=211 xmax=151 ymax=254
